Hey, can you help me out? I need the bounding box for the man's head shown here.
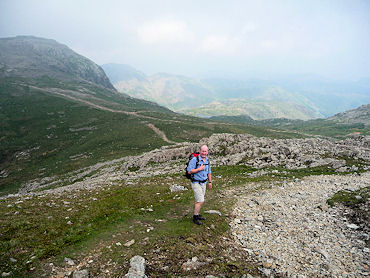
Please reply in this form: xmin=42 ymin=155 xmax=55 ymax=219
xmin=200 ymin=145 xmax=208 ymax=158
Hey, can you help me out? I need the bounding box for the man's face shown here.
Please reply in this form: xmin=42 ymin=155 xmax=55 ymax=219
xmin=200 ymin=147 xmax=208 ymax=158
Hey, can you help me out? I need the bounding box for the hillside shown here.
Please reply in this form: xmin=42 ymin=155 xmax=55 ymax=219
xmin=0 ymin=36 xmax=115 ymax=90
xmin=1 ymin=133 xmax=369 ymax=277
xmin=209 ymin=104 xmax=370 ymax=138
xmin=101 ymin=64 xmax=323 ymax=120
xmin=0 ymin=36 xmax=298 ymax=196
xmin=328 ymin=104 xmax=370 ymax=126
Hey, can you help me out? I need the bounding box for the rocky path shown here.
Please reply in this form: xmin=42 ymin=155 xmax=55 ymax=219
xmin=146 ymin=123 xmax=176 ymax=144
xmin=230 ymin=172 xmax=370 ymax=277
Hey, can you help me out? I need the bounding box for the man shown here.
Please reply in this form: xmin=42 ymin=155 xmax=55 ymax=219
xmin=187 ymin=145 xmax=212 ymax=225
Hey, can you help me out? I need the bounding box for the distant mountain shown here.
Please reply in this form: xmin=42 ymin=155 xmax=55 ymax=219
xmin=202 ymin=77 xmax=370 ymax=118
xmin=102 ymin=63 xmax=146 ymax=83
xmin=102 ymin=64 xmax=323 ymax=120
xmin=182 ymin=98 xmax=321 ymax=120
xmin=101 ymin=64 xmax=214 ymax=110
xmin=328 ymin=104 xmax=370 ymax=126
xmin=0 ymin=36 xmax=115 ymax=90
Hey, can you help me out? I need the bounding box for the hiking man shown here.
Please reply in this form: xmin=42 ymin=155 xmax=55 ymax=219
xmin=187 ymin=145 xmax=212 ymax=225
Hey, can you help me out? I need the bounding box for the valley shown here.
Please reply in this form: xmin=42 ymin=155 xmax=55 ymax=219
xmin=102 ymin=64 xmax=370 ymax=120
xmin=0 ymin=36 xmax=369 ymax=277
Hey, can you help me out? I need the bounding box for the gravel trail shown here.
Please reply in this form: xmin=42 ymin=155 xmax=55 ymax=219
xmin=230 ymin=172 xmax=370 ymax=277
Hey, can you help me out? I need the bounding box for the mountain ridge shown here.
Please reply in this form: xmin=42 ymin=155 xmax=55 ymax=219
xmin=0 ymin=36 xmax=115 ymax=90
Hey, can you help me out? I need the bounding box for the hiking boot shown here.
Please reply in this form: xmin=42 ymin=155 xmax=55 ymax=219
xmin=193 ymin=215 xmax=202 ymax=225
xmin=197 ymin=214 xmax=206 ymax=221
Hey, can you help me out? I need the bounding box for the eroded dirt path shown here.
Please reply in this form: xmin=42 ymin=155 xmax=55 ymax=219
xmin=146 ymin=123 xmax=176 ymax=144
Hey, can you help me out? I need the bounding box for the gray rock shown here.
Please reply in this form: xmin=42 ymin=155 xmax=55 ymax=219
xmin=72 ymin=269 xmax=89 ymax=278
xmin=204 ymin=210 xmax=222 ymax=216
xmin=261 ymin=268 xmax=271 ymax=276
xmin=125 ymin=256 xmax=147 ymax=278
xmin=182 ymin=257 xmax=206 ymax=271
xmin=314 ymin=248 xmax=331 ymax=260
xmin=170 ymin=184 xmax=188 ymax=192
xmin=124 ymin=239 xmax=135 ymax=247
xmin=347 ymin=224 xmax=359 ymax=229
xmin=64 ymin=257 xmax=75 ymax=266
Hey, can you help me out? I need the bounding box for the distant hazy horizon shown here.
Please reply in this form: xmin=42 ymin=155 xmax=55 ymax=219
xmin=1 ymin=0 xmax=370 ymax=81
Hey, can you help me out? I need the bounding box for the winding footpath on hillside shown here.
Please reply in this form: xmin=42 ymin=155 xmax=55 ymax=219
xmin=230 ymin=172 xmax=370 ymax=277
xmin=29 ymin=86 xmax=183 ymax=145
xmin=145 ymin=123 xmax=175 ymax=144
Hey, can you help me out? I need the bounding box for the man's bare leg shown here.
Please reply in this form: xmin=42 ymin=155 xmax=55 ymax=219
xmin=194 ymin=201 xmax=204 ymax=215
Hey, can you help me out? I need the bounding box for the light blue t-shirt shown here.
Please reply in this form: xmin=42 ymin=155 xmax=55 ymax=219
xmin=187 ymin=156 xmax=211 ymax=182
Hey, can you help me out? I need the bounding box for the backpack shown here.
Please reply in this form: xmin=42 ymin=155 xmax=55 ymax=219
xmin=184 ymin=152 xmax=200 ymax=179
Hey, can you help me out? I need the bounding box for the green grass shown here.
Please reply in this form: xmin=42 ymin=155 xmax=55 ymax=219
xmin=0 ymin=166 xmax=254 ymax=277
xmin=327 ymin=186 xmax=369 ymax=207
xmin=281 ymin=119 xmax=369 ymax=138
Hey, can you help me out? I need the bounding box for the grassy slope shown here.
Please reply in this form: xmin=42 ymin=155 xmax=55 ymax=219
xmin=1 ymin=163 xmax=358 ymax=277
xmin=0 ymin=79 xmax=166 ymax=194
xmin=278 ymin=119 xmax=369 ymax=138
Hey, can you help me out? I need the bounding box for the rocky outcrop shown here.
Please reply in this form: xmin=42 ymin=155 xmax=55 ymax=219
xmin=12 ymin=133 xmax=369 ymax=196
xmin=121 ymin=133 xmax=369 ymax=173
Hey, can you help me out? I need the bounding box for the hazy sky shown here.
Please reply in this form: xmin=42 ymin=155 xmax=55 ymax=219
xmin=1 ymin=0 xmax=369 ymax=80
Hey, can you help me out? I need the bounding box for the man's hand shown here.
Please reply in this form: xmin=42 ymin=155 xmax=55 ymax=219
xmin=208 ymin=182 xmax=212 ymax=189
xmin=198 ymin=164 xmax=205 ymax=171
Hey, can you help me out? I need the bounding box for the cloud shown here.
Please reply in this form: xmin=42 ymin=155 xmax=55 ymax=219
xmin=242 ymin=22 xmax=257 ymax=34
xmin=260 ymin=40 xmax=278 ymax=50
xmin=137 ymin=19 xmax=194 ymax=44
xmin=199 ymin=35 xmax=241 ymax=55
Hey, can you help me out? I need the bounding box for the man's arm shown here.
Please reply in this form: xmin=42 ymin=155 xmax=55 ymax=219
xmin=188 ymin=164 xmax=205 ymax=174
xmin=208 ymin=173 xmax=212 ymax=189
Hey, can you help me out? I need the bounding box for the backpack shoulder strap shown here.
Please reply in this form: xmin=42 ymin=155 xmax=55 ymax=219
xmin=196 ymin=155 xmax=200 ymax=168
